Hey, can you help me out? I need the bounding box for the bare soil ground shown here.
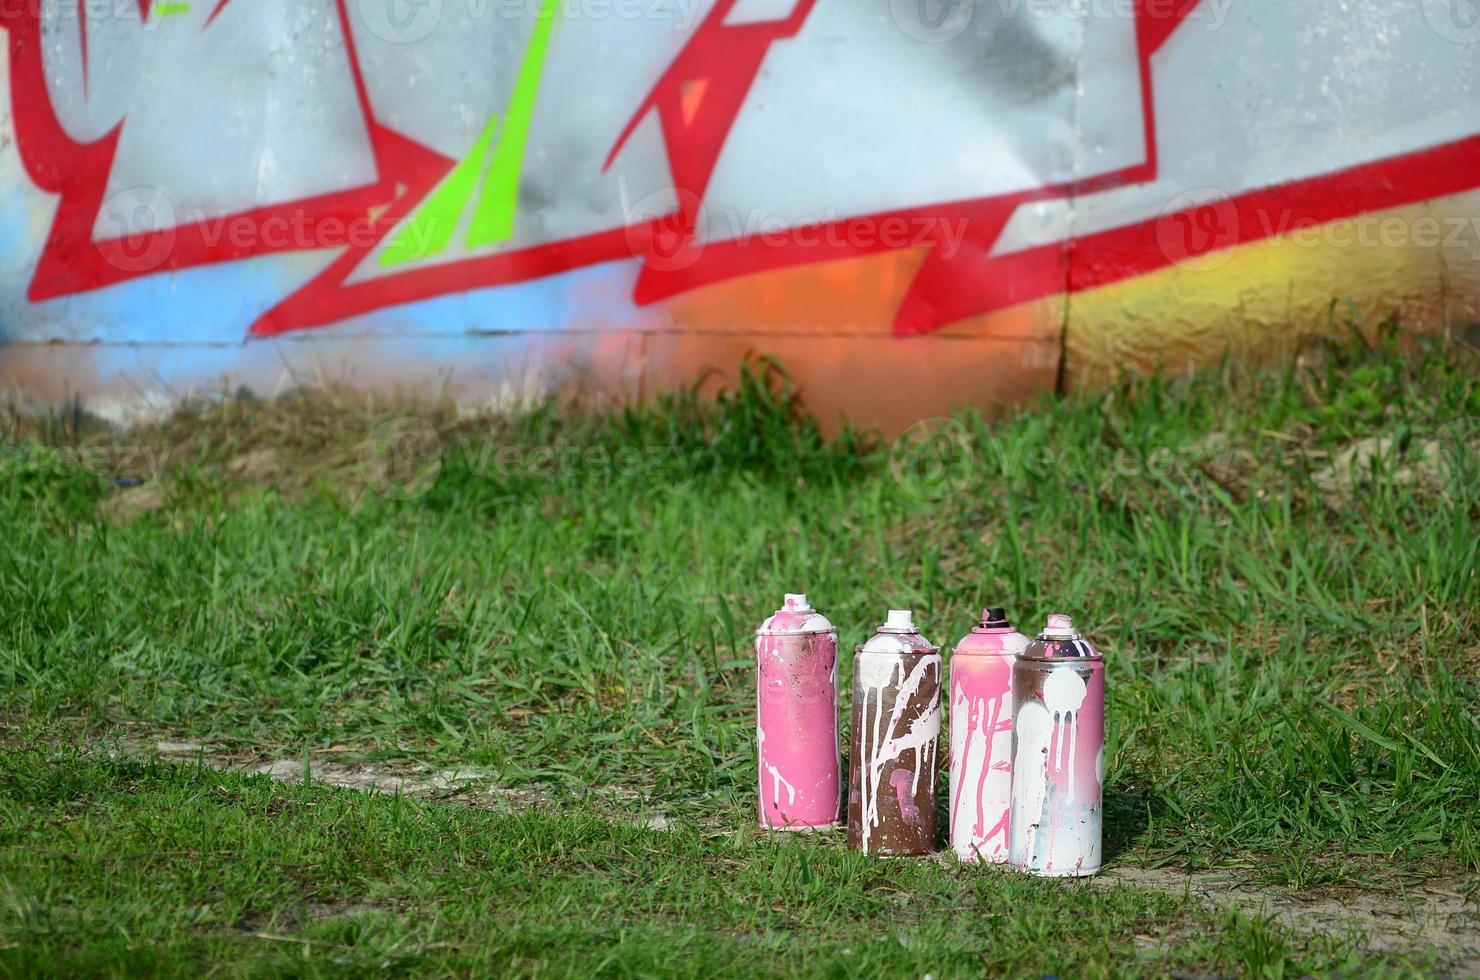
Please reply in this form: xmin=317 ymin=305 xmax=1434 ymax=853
xmin=140 ymin=739 xmax=1479 ymax=974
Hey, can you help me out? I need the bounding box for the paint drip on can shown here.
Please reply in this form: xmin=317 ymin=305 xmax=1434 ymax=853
xmin=756 ymin=593 xmax=842 ymax=830
xmin=1008 ymin=614 xmax=1105 ymax=877
xmin=948 ymin=608 xmax=1029 ymax=863
xmin=847 ymin=609 xmax=942 ymax=855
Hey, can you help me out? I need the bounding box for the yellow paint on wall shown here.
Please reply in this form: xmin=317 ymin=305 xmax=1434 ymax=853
xmin=1063 ymin=191 xmax=1480 ymax=390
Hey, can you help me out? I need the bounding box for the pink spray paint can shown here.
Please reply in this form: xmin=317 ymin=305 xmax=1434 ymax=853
xmin=755 ymin=593 xmax=842 ymax=830
xmin=1008 ymin=614 xmax=1106 ymax=877
xmin=948 ymin=608 xmax=1029 ymax=863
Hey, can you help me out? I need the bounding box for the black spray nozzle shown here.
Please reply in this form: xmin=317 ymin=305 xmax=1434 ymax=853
xmin=981 ymin=607 xmax=1010 ymax=628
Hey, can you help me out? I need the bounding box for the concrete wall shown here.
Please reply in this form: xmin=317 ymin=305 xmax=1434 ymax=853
xmin=3 ymin=0 xmax=1478 ymax=431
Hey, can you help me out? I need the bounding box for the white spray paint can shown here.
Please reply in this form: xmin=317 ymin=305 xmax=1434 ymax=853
xmin=847 ymin=609 xmax=942 ymax=855
xmin=1008 ymin=614 xmax=1106 ymax=876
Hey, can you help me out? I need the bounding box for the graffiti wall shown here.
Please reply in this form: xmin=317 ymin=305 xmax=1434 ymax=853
xmin=2 ymin=0 xmax=1479 ymax=430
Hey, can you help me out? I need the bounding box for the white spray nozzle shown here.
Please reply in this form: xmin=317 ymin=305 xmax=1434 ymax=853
xmin=884 ymin=609 xmax=915 ymax=631
xmin=783 ymin=593 xmax=811 ymax=612
xmin=1043 ymin=613 xmax=1078 ymax=638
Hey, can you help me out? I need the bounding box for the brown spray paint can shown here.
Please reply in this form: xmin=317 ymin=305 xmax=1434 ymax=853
xmin=847 ymin=609 xmax=942 ymax=855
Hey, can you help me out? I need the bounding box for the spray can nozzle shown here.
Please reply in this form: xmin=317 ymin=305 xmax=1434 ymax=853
xmin=980 ymin=607 xmax=1010 ymax=628
xmin=881 ymin=609 xmax=916 ymax=632
xmin=1041 ymin=614 xmax=1080 ymax=639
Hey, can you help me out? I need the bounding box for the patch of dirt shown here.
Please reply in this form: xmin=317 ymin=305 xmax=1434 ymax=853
xmin=138 ymin=739 xmax=661 ymax=825
xmin=302 ymin=900 xmax=387 ymax=923
xmin=1310 ymin=424 xmax=1478 ymax=498
xmin=135 ymin=739 xmax=1476 ymax=970
xmin=1096 ymin=866 xmax=1479 ymax=973
xmin=226 ymin=447 xmax=286 ymax=480
xmin=145 ymin=739 xmax=553 ymax=811
xmin=97 ymin=482 xmax=167 ymax=522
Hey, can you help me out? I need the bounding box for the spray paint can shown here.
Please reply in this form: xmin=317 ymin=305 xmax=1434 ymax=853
xmin=847 ymin=610 xmax=942 ymax=855
xmin=1008 ymin=614 xmax=1105 ymax=877
xmin=756 ymin=593 xmax=841 ymax=830
xmin=948 ymin=608 xmax=1029 ymax=863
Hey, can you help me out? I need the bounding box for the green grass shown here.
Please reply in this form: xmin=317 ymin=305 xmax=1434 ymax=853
xmin=0 ymin=748 xmax=1428 ymax=977
xmin=1 ymin=322 xmax=1477 ymax=974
